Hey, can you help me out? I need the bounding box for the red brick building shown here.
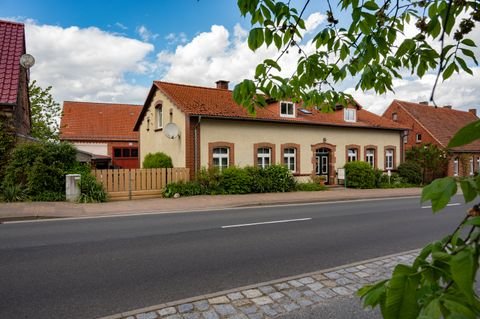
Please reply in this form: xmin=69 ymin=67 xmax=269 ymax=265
xmin=60 ymin=101 xmax=142 ymax=169
xmin=0 ymin=20 xmax=32 ymax=140
xmin=383 ymin=100 xmax=480 ymax=177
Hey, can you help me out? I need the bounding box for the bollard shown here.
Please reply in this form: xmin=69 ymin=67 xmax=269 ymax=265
xmin=66 ymin=174 xmax=81 ymax=202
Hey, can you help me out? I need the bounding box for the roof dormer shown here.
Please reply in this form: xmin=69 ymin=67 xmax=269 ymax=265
xmin=344 ymin=108 xmax=356 ymax=122
xmin=280 ymin=101 xmax=295 ymax=118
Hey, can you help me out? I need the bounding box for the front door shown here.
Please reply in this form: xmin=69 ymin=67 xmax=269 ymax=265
xmin=315 ymin=149 xmax=329 ymax=184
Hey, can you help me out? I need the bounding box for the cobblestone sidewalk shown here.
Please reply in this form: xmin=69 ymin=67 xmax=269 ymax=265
xmin=98 ymin=250 xmax=419 ymax=319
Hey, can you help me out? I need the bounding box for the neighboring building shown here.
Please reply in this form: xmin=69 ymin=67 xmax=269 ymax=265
xmin=134 ymin=81 xmax=407 ymax=184
xmin=60 ymin=101 xmax=142 ymax=169
xmin=0 ymin=20 xmax=32 ymax=140
xmin=383 ymin=100 xmax=480 ymax=177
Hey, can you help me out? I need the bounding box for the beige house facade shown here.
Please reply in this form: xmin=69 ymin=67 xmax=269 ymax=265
xmin=134 ymin=81 xmax=407 ymax=184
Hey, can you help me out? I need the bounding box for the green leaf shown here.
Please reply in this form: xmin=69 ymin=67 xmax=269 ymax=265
xmin=384 ymin=264 xmax=420 ymax=319
xmin=461 ymin=39 xmax=476 ymax=47
xmin=459 ymin=179 xmax=478 ymax=203
xmin=396 ymin=39 xmax=415 ymax=57
xmin=248 ymin=27 xmax=265 ymax=51
xmin=450 ymin=249 xmax=475 ymax=302
xmin=264 ymin=28 xmax=273 ymax=46
xmin=456 ymin=56 xmax=473 ymax=75
xmin=418 ymin=298 xmax=442 ymax=319
xmin=442 ymin=62 xmax=456 ymax=80
xmin=421 ymin=177 xmax=458 ymax=212
xmin=465 ymin=217 xmax=480 ymax=227
xmin=363 ymin=1 xmax=379 ymax=10
xmin=448 ymin=120 xmax=480 ymax=148
xmin=358 ymin=280 xmax=388 ymax=308
xmin=273 ymin=33 xmax=282 ymax=49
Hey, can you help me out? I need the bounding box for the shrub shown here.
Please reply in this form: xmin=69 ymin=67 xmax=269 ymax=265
xmin=344 ymin=161 xmax=376 ymax=189
xmin=1 ymin=184 xmax=26 ymax=202
xmin=246 ymin=165 xmax=296 ymax=193
xmin=397 ymin=161 xmax=423 ymax=185
xmin=196 ymin=168 xmax=224 ymax=195
xmin=221 ymin=166 xmax=252 ymax=194
xmin=296 ymin=182 xmax=327 ymax=191
xmin=143 ymin=152 xmax=173 ymax=168
xmin=2 ymin=142 xmax=77 ymax=200
xmin=163 ymin=181 xmax=203 ymax=198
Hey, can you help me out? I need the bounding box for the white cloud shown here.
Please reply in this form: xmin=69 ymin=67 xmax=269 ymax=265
xmin=136 ymin=25 xmax=159 ymax=42
xmin=24 ymin=22 xmax=154 ymax=104
xmin=346 ymin=68 xmax=480 ymax=114
xmin=165 ymin=32 xmax=188 ymax=45
xmin=115 ymin=22 xmax=128 ymax=30
xmin=157 ymin=13 xmax=324 ymax=88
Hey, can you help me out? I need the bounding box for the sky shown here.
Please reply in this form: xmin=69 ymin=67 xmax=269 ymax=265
xmin=3 ymin=0 xmax=480 ymax=114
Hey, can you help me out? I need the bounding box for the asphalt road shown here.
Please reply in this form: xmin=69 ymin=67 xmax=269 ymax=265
xmin=0 ymin=196 xmax=467 ymax=319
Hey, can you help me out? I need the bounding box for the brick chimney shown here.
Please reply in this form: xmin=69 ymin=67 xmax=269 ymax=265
xmin=443 ymin=105 xmax=452 ymax=109
xmin=215 ymin=80 xmax=229 ymax=90
xmin=469 ymin=108 xmax=477 ymax=116
xmin=419 ymin=101 xmax=429 ymax=105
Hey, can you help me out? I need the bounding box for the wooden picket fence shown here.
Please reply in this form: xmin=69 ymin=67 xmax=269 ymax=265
xmin=93 ymin=168 xmax=190 ymax=200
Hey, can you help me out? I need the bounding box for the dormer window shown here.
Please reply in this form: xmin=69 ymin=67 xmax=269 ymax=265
xmin=344 ymin=108 xmax=356 ymax=122
xmin=280 ymin=101 xmax=295 ymax=118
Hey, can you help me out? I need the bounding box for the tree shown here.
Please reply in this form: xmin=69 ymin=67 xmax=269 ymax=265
xmin=234 ymin=0 xmax=479 ymax=112
xmin=406 ymin=144 xmax=448 ymax=184
xmin=29 ymin=80 xmax=61 ymax=142
xmin=235 ymin=1 xmax=480 ymax=317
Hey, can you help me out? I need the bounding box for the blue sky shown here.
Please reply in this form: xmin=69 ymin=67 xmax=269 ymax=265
xmin=3 ymin=0 xmax=479 ymax=113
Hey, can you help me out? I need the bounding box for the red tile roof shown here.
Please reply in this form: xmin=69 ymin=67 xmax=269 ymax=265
xmin=391 ymin=100 xmax=480 ymax=151
xmin=60 ymin=101 xmax=142 ymax=141
xmin=134 ymin=81 xmax=406 ymax=131
xmin=0 ymin=20 xmax=25 ymax=105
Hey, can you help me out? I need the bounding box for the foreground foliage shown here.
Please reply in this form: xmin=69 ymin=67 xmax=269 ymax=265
xmin=358 ymin=127 xmax=480 ymax=318
xmin=235 ymin=0 xmax=480 ymax=111
xmin=142 ymin=152 xmax=173 ymax=168
xmin=29 ymin=80 xmax=62 ymax=142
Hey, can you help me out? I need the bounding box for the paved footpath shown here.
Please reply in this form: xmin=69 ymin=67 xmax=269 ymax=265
xmin=99 ymin=250 xmax=418 ymax=319
xmin=0 ymin=187 xmax=422 ymax=220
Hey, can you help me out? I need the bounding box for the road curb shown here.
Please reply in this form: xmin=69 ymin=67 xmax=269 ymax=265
xmin=96 ymin=249 xmax=420 ymax=319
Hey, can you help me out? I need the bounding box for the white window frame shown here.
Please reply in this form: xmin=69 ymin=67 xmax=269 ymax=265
xmin=257 ymin=147 xmax=272 ymax=168
xmin=470 ymin=157 xmax=474 ymax=175
xmin=347 ymin=148 xmax=357 ymax=162
xmin=283 ymin=148 xmax=296 ymax=172
xmin=155 ymin=105 xmax=163 ymax=129
xmin=453 ymin=158 xmax=459 ymax=177
xmin=212 ymin=147 xmax=229 ymax=171
xmin=416 ymin=133 xmax=422 ymax=143
xmin=366 ymin=149 xmax=375 ymax=168
xmin=385 ymin=149 xmax=394 ymax=170
xmin=344 ymin=108 xmax=356 ymax=122
xmin=280 ymin=101 xmax=295 ymax=118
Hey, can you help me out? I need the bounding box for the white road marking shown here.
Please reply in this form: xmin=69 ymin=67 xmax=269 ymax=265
xmin=221 ymin=218 xmax=312 ymax=229
xmin=421 ymin=203 xmax=461 ymax=209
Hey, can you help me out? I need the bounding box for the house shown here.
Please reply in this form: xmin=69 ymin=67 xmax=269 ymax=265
xmin=0 ymin=20 xmax=32 ymax=141
xmin=134 ymin=81 xmax=407 ymax=184
xmin=383 ymin=100 xmax=480 ymax=177
xmin=60 ymin=101 xmax=142 ymax=169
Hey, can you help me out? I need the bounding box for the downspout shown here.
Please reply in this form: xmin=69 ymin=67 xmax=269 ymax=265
xmin=194 ymin=115 xmax=202 ymax=176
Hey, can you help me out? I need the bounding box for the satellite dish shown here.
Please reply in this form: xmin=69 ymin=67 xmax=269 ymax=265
xmin=164 ymin=123 xmax=180 ymax=139
xmin=20 ymin=54 xmax=35 ymax=69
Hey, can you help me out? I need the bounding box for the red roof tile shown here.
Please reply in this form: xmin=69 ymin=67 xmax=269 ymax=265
xmin=0 ymin=20 xmax=25 ymax=105
xmin=391 ymin=100 xmax=480 ymax=151
xmin=134 ymin=81 xmax=406 ymax=131
xmin=60 ymin=101 xmax=142 ymax=141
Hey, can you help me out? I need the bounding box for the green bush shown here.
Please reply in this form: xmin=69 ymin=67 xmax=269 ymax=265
xmin=163 ymin=181 xmax=203 ymax=198
xmin=2 ymin=142 xmax=77 ymax=200
xmin=344 ymin=161 xmax=376 ymax=189
xmin=221 ymin=166 xmax=253 ymax=194
xmin=296 ymin=182 xmax=327 ymax=191
xmin=143 ymin=152 xmax=173 ymax=168
xmin=162 ymin=165 xmax=296 ymax=197
xmin=397 ymin=161 xmax=422 ymax=185
xmin=1 ymin=184 xmax=26 ymax=202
